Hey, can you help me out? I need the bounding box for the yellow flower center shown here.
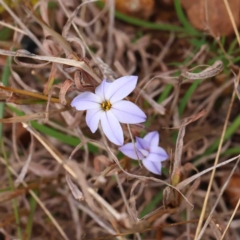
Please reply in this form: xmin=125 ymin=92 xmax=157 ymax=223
xmin=101 ymin=100 xmax=112 ymax=111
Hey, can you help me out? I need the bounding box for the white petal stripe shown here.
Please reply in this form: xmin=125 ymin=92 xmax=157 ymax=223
xmin=71 ymin=92 xmax=101 ymax=110
xmin=111 ymin=100 xmax=146 ymax=124
xmin=119 ymin=143 xmax=144 ymax=160
xmin=86 ymin=109 xmax=103 ymax=133
xmin=105 ymin=76 xmax=138 ymax=103
xmin=150 ymin=146 xmax=168 ymax=160
xmin=143 ymin=131 xmax=159 ymax=146
xmin=101 ymin=111 xmax=124 ymax=146
xmin=136 ymin=137 xmax=150 ymax=150
xmin=144 ymin=152 xmax=168 ymax=163
xmin=95 ymin=79 xmax=111 ymax=101
xmin=142 ymin=160 xmax=162 ymax=175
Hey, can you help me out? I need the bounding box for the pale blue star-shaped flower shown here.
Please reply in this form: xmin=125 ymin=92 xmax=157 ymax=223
xmin=119 ymin=131 xmax=168 ymax=174
xmin=71 ymin=76 xmax=147 ymax=145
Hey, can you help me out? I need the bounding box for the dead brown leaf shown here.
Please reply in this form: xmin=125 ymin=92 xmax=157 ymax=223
xmin=181 ymin=0 xmax=240 ymax=36
xmin=102 ymin=0 xmax=155 ymax=19
xmin=220 ymin=173 xmax=240 ymax=209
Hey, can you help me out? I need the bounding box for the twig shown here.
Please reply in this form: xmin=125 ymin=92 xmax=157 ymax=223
xmin=194 ymin=82 xmax=236 ymax=239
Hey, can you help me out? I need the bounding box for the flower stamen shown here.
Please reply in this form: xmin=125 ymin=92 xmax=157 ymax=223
xmin=101 ymin=100 xmax=112 ymax=111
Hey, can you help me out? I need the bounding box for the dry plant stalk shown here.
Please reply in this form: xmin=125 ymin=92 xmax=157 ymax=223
xmin=194 ymin=80 xmax=236 ymax=239
xmin=181 ymin=60 xmax=224 ymax=80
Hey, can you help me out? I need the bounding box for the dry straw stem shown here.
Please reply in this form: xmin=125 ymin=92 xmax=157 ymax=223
xmin=59 ymin=0 xmax=105 ymax=60
xmin=0 ymin=20 xmax=26 ymax=34
xmin=0 ymin=107 xmax=70 ymax=123
xmin=66 ymin=175 xmax=84 ymax=201
xmin=65 ymin=194 xmax=82 ymax=240
xmin=0 ymin=0 xmax=47 ymax=52
xmin=0 ymin=156 xmax=70 ymax=240
xmin=222 ymin=0 xmax=240 ymax=47
xmin=197 ymin=156 xmax=240 ymax=239
xmin=0 ymin=0 xmax=70 ymax=80
xmin=115 ymin=172 xmax=133 ymax=221
xmin=14 ymin=133 xmax=35 ymax=186
xmin=0 ymin=0 xmax=103 ymax=85
xmin=0 ymin=49 xmax=101 ymax=83
xmin=176 ymin=154 xmax=240 ymax=191
xmin=0 ymin=85 xmax=64 ymax=104
xmin=194 ymin=80 xmax=237 ymax=238
xmin=75 ymin=201 xmax=117 ymax=236
xmin=105 ymin=0 xmax=115 ymax=65
xmin=22 ymin=123 xmax=126 ymax=222
xmin=172 ymin=119 xmax=187 ymax=184
xmin=181 ymin=60 xmax=224 ymax=80
xmin=93 ymin=219 xmax=201 ymax=240
xmin=220 ymin=198 xmax=240 ymax=240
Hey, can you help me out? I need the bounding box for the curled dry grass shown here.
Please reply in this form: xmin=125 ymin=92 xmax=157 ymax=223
xmin=0 ymin=0 xmax=240 ymax=239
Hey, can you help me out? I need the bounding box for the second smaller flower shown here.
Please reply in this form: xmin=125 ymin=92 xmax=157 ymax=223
xmin=119 ymin=131 xmax=168 ymax=174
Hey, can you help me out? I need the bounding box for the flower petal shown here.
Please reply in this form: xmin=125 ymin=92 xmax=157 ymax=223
xmin=138 ymin=149 xmax=149 ymax=157
xmin=86 ymin=109 xmax=103 ymax=133
xmin=142 ymin=160 xmax=162 ymax=175
xmin=101 ymin=111 xmax=124 ymax=145
xmin=111 ymin=100 xmax=146 ymax=124
xmin=95 ymin=79 xmax=111 ymax=101
xmin=119 ymin=143 xmax=144 ymax=160
xmin=143 ymin=131 xmax=159 ymax=146
xmin=149 ymin=146 xmax=168 ymax=161
xmin=71 ymin=92 xmax=101 ymax=110
xmin=136 ymin=137 xmax=150 ymax=150
xmin=143 ymin=148 xmax=168 ymax=163
xmin=105 ymin=76 xmax=138 ymax=103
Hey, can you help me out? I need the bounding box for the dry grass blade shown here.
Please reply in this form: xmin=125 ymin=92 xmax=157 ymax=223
xmin=165 ymin=110 xmax=206 ymax=208
xmin=0 ymin=107 xmax=70 ymax=123
xmin=76 ymin=202 xmax=116 ymax=236
xmin=222 ymin=0 xmax=240 ymax=47
xmin=0 ymin=49 xmax=101 ymax=82
xmin=87 ymin=186 xmax=126 ymax=222
xmin=0 ymin=157 xmax=70 ymax=240
xmin=115 ymin=173 xmax=132 ymax=220
xmin=179 ymin=172 xmax=200 ymax=212
xmin=22 ymin=123 xmax=78 ymax=177
xmin=209 ymin=220 xmax=222 ymax=240
xmin=0 ymin=20 xmax=26 ymax=34
xmin=0 ymin=0 xmax=46 ymax=51
xmin=65 ymin=195 xmax=82 ymax=240
xmin=129 ymin=180 xmax=142 ymax=222
xmin=14 ymin=52 xmax=50 ymax=68
xmin=176 ymin=155 xmax=240 ymax=191
xmin=165 ymin=109 xmax=206 ymax=130
xmin=22 ymin=123 xmax=126 ymax=222
xmin=197 ymin=156 xmax=240 ymax=240
xmin=220 ymin=198 xmax=240 ymax=240
xmin=0 ymin=209 xmax=29 ymax=228
xmin=66 ymin=175 xmax=84 ymax=201
xmin=24 ymin=6 xmax=75 ymax=58
xmin=0 ymin=85 xmax=70 ymax=104
xmin=194 ymin=84 xmax=236 ymax=239
xmin=233 ymin=71 xmax=240 ymax=101
xmin=14 ymin=133 xmax=35 ymax=186
xmin=106 ymin=0 xmax=115 ymax=65
xmin=172 ymin=118 xmax=186 ymax=184
xmin=181 ymin=60 xmax=224 ymax=80
xmin=60 ymin=0 xmax=104 ymax=63
xmin=138 ymin=89 xmax=165 ymax=115
xmin=0 ymin=188 xmax=27 ymax=204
